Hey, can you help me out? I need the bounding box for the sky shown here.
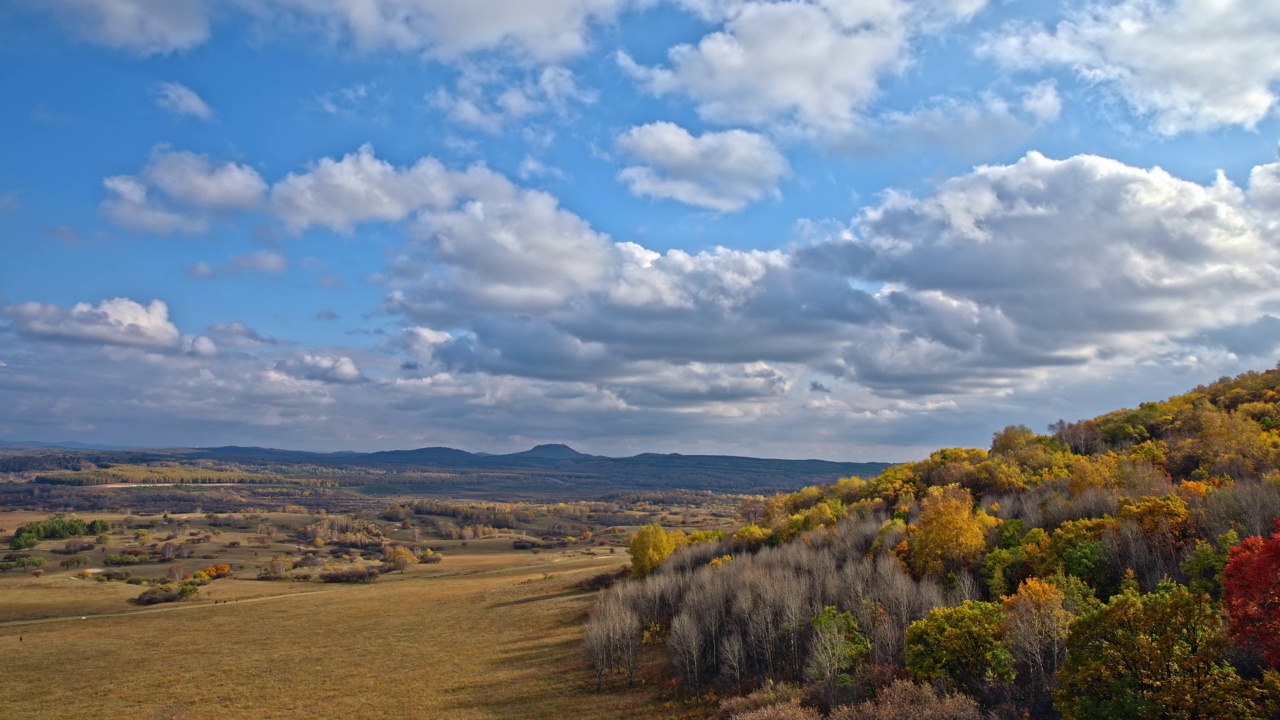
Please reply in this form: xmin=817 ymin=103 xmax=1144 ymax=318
xmin=1 ymin=0 xmax=1279 ymax=461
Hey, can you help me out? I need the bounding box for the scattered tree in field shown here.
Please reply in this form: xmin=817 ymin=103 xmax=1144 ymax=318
xmin=383 ymin=546 xmax=418 ymax=573
xmin=259 ymin=554 xmax=292 ymax=580
xmin=1056 ymin=583 xmax=1256 ymax=720
xmin=629 ymin=523 xmax=687 ymax=577
xmin=9 ymin=515 xmax=106 ymax=550
xmin=1224 ymin=520 xmax=1280 ymax=667
xmin=199 ymin=563 xmax=231 ymax=578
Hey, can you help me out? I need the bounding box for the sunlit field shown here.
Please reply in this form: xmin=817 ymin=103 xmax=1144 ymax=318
xmin=0 ymin=509 xmax=715 ymax=720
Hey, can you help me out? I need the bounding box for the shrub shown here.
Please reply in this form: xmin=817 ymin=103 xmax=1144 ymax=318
xmin=829 ymin=679 xmax=981 ymax=720
xmin=320 ymin=567 xmax=380 ymax=583
xmin=726 ymin=702 xmax=820 ymax=720
xmin=104 ymin=553 xmax=149 ymax=566
xmin=719 ymin=682 xmax=805 ymax=719
xmin=133 ymin=583 xmax=197 ymax=605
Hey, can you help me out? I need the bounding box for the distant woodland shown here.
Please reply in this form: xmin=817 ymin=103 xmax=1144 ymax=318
xmin=586 ymin=364 xmax=1280 ymax=719
xmin=0 ymin=444 xmax=889 ymax=497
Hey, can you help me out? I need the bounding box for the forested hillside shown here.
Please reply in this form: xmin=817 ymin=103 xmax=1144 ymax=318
xmin=586 ymin=364 xmax=1280 ymax=719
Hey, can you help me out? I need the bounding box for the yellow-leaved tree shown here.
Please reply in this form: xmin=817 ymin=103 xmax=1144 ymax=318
xmin=908 ymin=485 xmax=997 ymax=578
xmin=629 ymin=524 xmax=687 ymax=577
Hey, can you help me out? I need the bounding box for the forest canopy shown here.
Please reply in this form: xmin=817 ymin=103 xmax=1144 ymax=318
xmin=586 ymin=363 xmax=1280 ymax=719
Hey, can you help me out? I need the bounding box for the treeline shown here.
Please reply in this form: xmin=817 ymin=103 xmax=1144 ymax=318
xmin=10 ymin=514 xmax=109 ymax=549
xmin=387 ymin=500 xmax=528 ymax=528
xmin=31 ymin=463 xmax=338 ymax=487
xmin=586 ymin=363 xmax=1280 ymax=719
xmin=297 ymin=516 xmax=386 ymax=548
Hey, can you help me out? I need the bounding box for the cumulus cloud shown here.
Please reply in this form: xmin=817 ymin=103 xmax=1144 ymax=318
xmin=59 ymin=142 xmax=1280 ymax=456
xmin=6 ymin=297 xmax=181 ymax=347
xmin=384 ymin=148 xmax=1280 ymax=403
xmin=621 ymin=1 xmax=908 ymax=132
xmin=40 ymin=0 xmax=210 ymax=55
xmin=142 ymin=150 xmax=266 ymax=209
xmin=102 ymin=175 xmax=207 ymax=235
xmin=151 ymin=81 xmax=213 ymax=119
xmin=980 ymin=0 xmax=1280 ymax=134
xmin=185 ymin=335 xmax=217 ymax=356
xmin=270 ymin=144 xmax=490 ymax=233
xmin=277 ymin=354 xmax=365 ymax=383
xmin=615 ymin=122 xmax=789 ymax=212
xmin=621 ymin=0 xmax=990 ymax=136
xmin=102 ymin=149 xmax=266 ymax=234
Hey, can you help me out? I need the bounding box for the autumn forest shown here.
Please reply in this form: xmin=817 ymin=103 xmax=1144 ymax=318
xmin=585 ymin=364 xmax=1280 ymax=719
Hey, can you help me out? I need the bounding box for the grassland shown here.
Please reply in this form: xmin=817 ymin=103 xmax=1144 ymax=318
xmin=0 ymin=507 xmax=720 ymax=719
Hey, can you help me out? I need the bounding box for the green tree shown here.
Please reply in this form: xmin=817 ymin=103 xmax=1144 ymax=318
xmin=905 ymin=600 xmax=1013 ymax=695
xmin=805 ymin=606 xmax=870 ymax=708
xmin=1056 ymin=583 xmax=1259 ymax=720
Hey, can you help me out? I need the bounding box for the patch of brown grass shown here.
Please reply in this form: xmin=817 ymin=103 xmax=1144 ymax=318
xmin=0 ymin=543 xmax=711 ymax=719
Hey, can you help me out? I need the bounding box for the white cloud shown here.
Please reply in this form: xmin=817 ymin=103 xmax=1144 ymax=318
xmin=42 ymin=0 xmax=210 ymax=55
xmin=407 ymin=174 xmax=615 ymax=313
xmin=151 ymin=81 xmax=213 ymax=119
xmin=270 ymin=144 xmax=489 ymax=233
xmin=142 ymin=150 xmax=266 ymax=210
xmin=622 ymin=0 xmax=995 ymax=137
xmin=980 ymin=0 xmax=1280 ymax=134
xmin=615 ymin=122 xmax=789 ymax=212
xmin=432 ymin=65 xmax=594 ymax=132
xmin=622 ymin=1 xmax=910 ymax=132
xmin=102 ymin=149 xmax=266 ymax=235
xmin=387 ymin=148 xmax=1280 ymax=403
xmin=247 ymin=0 xmax=628 ymax=61
xmin=1020 ymin=80 xmax=1061 ymax=124
xmin=40 ymin=0 xmax=628 ymax=61
xmin=6 ymin=297 xmax=182 ymax=347
xmin=186 ymin=335 xmax=217 ymax=356
xmin=102 ymin=175 xmax=207 ymax=235
xmin=836 ymin=88 xmax=1045 ymax=157
xmin=277 ymin=354 xmax=365 ymax=383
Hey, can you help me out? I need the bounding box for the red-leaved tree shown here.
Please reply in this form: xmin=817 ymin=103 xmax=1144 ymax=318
xmin=1224 ymin=519 xmax=1280 ymax=667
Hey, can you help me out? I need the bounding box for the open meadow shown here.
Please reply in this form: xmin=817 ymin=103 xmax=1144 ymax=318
xmin=0 ymin=502 xmax=724 ymax=720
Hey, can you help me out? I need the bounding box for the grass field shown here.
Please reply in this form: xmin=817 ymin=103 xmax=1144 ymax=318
xmin=0 ymin=510 xmax=716 ymax=719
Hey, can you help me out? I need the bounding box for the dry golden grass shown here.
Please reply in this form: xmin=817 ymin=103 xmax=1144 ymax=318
xmin=0 ymin=540 xmax=712 ymax=720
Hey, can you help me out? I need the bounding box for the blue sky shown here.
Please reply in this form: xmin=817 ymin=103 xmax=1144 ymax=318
xmin=2 ymin=0 xmax=1280 ymax=460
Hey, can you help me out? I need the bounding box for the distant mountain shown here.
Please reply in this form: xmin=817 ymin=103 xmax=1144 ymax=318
xmin=362 ymin=447 xmax=480 ymax=467
xmin=498 ymin=444 xmax=593 ymax=460
xmin=5 ymin=440 xmax=892 ymax=494
xmin=0 ymin=440 xmax=134 ymax=451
